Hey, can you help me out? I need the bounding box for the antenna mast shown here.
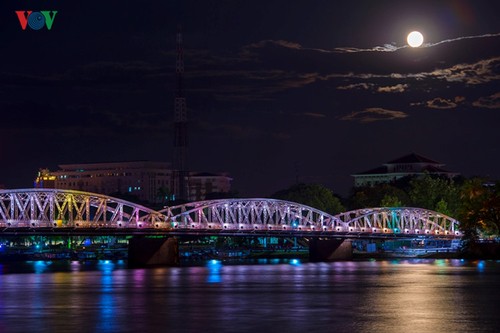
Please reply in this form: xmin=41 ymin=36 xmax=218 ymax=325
xmin=173 ymin=25 xmax=188 ymax=201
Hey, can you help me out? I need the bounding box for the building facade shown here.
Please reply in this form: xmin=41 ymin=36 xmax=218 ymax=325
xmin=34 ymin=161 xmax=232 ymax=204
xmin=188 ymin=172 xmax=232 ymax=200
xmin=352 ymin=153 xmax=459 ymax=188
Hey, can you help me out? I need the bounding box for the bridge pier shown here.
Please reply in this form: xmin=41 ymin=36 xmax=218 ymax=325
xmin=128 ymin=236 xmax=180 ymax=267
xmin=309 ymin=238 xmax=353 ymax=261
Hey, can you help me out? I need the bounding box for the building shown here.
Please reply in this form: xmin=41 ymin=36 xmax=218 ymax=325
xmin=34 ymin=161 xmax=232 ymax=204
xmin=188 ymin=172 xmax=232 ymax=200
xmin=352 ymin=153 xmax=459 ymax=188
xmin=33 ymin=170 xmax=57 ymax=188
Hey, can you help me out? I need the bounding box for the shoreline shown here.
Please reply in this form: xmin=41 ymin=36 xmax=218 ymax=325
xmin=1 ymin=250 xmax=498 ymax=263
xmin=1 ymin=242 xmax=499 ymax=263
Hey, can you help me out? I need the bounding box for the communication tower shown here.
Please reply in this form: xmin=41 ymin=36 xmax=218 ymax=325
xmin=173 ymin=26 xmax=188 ymax=201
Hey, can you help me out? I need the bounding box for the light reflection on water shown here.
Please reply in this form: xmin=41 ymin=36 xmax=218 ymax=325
xmin=0 ymin=259 xmax=499 ymax=333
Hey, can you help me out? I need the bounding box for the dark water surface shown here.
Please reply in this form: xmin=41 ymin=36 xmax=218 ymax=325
xmin=0 ymin=259 xmax=499 ymax=333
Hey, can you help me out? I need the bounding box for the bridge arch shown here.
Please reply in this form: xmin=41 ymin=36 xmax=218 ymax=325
xmin=0 ymin=189 xmax=461 ymax=237
xmin=334 ymin=207 xmax=461 ymax=236
xmin=0 ymin=188 xmax=166 ymax=229
xmin=159 ymin=198 xmax=345 ymax=232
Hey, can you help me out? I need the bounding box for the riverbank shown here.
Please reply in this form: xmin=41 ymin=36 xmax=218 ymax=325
xmin=1 ymin=242 xmax=499 ymax=262
xmin=354 ymin=242 xmax=500 ymax=260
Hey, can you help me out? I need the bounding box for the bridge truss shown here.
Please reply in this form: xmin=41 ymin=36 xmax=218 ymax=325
xmin=0 ymin=189 xmax=166 ymax=230
xmin=0 ymin=189 xmax=461 ymax=238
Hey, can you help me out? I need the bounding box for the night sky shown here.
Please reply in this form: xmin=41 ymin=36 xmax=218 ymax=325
xmin=1 ymin=1 xmax=499 ymax=197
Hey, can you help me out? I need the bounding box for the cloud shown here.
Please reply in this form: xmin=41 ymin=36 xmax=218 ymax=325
xmin=340 ymin=108 xmax=408 ymax=123
xmin=237 ymin=34 xmax=499 ymax=91
xmin=3 ymin=33 xmax=496 ymax=117
xmin=410 ymin=101 xmax=425 ymax=107
xmin=425 ymin=32 xmax=500 ymax=48
xmin=426 ymin=97 xmax=459 ymax=109
xmin=332 ymin=57 xmax=500 ymax=90
xmin=243 ymin=33 xmax=500 ymax=56
xmin=241 ymin=39 xmax=329 ymax=58
xmin=472 ymin=92 xmax=500 ymax=109
xmin=337 ymin=82 xmax=408 ymax=93
xmin=333 ymin=32 xmax=500 ymax=53
xmin=337 ymin=83 xmax=373 ymax=90
xmin=411 ymin=96 xmax=466 ymax=108
xmin=302 ymin=112 xmax=326 ymax=118
xmin=377 ymin=84 xmax=408 ymax=93
xmin=245 ymin=40 xmax=303 ymax=51
xmin=427 ymin=57 xmax=500 ymax=85
xmin=334 ymin=44 xmax=403 ymax=53
xmin=193 ymin=70 xmax=322 ymax=102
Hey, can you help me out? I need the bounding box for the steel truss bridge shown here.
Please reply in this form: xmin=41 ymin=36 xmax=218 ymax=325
xmin=0 ymin=189 xmax=461 ymax=238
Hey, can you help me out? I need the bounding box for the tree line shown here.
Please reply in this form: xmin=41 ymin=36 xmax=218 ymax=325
xmin=270 ymin=175 xmax=500 ymax=246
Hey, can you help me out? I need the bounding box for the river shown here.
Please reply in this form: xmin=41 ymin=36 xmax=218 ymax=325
xmin=0 ymin=259 xmax=499 ymax=333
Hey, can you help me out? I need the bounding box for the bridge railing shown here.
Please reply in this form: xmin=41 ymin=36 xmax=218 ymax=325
xmin=0 ymin=189 xmax=168 ymax=229
xmin=160 ymin=198 xmax=346 ymax=232
xmin=335 ymin=207 xmax=461 ymax=236
xmin=0 ymin=189 xmax=462 ymax=237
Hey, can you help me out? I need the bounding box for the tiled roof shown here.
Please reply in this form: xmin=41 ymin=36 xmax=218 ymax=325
xmin=386 ymin=153 xmax=440 ymax=165
xmin=353 ymin=153 xmax=456 ymax=176
xmin=354 ymin=166 xmax=388 ymax=175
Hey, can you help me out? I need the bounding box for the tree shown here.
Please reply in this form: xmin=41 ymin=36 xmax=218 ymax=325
xmin=408 ymin=173 xmax=460 ymax=217
xmin=349 ymin=184 xmax=409 ymax=209
xmin=271 ymin=183 xmax=345 ymax=215
xmin=380 ymin=194 xmax=402 ymax=207
xmin=457 ymin=179 xmax=500 ymax=242
xmin=435 ymin=199 xmax=452 ymax=216
xmin=457 ymin=178 xmax=485 ymax=248
xmin=156 ymin=186 xmax=172 ymax=207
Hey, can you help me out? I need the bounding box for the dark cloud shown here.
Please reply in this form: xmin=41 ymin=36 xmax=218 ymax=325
xmin=426 ymin=98 xmax=459 ymax=109
xmin=424 ymin=33 xmax=500 ymax=49
xmin=337 ymin=83 xmax=373 ymax=90
xmin=333 ymin=32 xmax=500 ymax=53
xmin=427 ymin=57 xmax=500 ymax=85
xmin=302 ymin=112 xmax=326 ymax=118
xmin=340 ymin=108 xmax=408 ymax=123
xmin=1 ymin=1 xmax=500 ymax=196
xmin=473 ymin=92 xmax=500 ymax=109
xmin=377 ymin=84 xmax=408 ymax=93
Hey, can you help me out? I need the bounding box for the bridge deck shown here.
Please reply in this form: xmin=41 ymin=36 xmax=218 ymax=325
xmin=0 ymin=189 xmax=462 ymax=239
xmin=0 ymin=227 xmax=458 ymax=239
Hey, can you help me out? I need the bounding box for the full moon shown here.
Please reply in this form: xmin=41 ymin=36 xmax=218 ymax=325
xmin=407 ymin=31 xmax=424 ymax=47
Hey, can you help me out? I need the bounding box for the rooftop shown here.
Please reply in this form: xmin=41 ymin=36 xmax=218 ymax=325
xmin=353 ymin=153 xmax=456 ymax=176
xmin=385 ymin=153 xmax=442 ymax=165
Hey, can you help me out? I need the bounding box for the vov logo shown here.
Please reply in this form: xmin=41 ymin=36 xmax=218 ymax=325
xmin=15 ymin=11 xmax=58 ymax=30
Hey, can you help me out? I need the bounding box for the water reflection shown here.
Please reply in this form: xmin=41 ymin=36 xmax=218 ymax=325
xmin=0 ymin=259 xmax=498 ymax=333
xmin=97 ymin=263 xmax=116 ymax=332
xmin=476 ymin=260 xmax=485 ymax=272
xmin=32 ymin=260 xmax=52 ymax=274
xmin=207 ymin=259 xmax=222 ymax=283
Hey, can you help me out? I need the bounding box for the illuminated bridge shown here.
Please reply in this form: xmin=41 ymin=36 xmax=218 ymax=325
xmin=0 ymin=189 xmax=461 ymax=238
